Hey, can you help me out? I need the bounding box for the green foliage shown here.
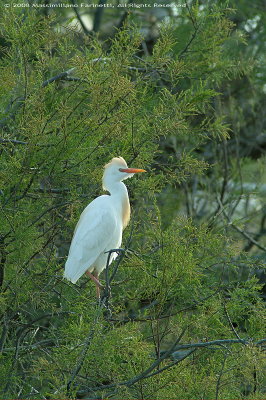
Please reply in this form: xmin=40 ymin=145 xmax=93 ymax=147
xmin=0 ymin=2 xmax=265 ymax=400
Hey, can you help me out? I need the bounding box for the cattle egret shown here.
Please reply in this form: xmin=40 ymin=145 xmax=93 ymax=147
xmin=64 ymin=157 xmax=146 ymax=296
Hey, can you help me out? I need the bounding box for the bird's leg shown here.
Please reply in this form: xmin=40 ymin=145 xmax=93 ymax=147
xmin=86 ymin=271 xmax=103 ymax=288
xmin=96 ymin=284 xmax=100 ymax=299
xmin=86 ymin=271 xmax=103 ymax=298
xmin=93 ymin=272 xmax=101 ymax=299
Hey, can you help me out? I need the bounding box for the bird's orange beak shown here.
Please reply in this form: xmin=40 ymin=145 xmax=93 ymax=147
xmin=119 ymin=168 xmax=146 ymax=173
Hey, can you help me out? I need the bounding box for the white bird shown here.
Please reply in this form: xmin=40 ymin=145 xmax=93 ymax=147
xmin=64 ymin=157 xmax=146 ymax=296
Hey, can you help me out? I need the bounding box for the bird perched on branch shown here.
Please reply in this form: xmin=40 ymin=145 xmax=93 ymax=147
xmin=64 ymin=157 xmax=146 ymax=296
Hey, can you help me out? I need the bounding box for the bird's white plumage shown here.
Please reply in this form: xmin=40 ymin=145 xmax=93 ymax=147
xmin=64 ymin=156 xmax=145 ymax=287
xmin=64 ymin=195 xmax=122 ymax=283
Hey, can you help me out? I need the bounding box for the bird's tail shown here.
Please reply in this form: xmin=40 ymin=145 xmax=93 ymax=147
xmin=63 ymin=269 xmax=78 ymax=284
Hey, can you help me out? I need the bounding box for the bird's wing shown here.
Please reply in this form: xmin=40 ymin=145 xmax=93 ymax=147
xmin=64 ymin=196 xmax=117 ymax=283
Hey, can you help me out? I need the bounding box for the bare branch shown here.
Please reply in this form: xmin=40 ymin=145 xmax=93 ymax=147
xmin=170 ymin=338 xmax=263 ymax=351
xmin=178 ymin=1 xmax=200 ymax=59
xmin=93 ymin=0 xmax=107 ymax=33
xmin=0 ymin=138 xmax=27 ymax=145
xmin=217 ymin=196 xmax=266 ymax=252
xmin=77 ymin=336 xmax=264 ymax=398
xmin=66 ymin=303 xmax=107 ymax=394
xmin=223 ymin=303 xmax=243 ymax=341
xmin=0 ymin=68 xmax=79 ymax=131
xmin=244 ymin=212 xmax=266 ymax=252
xmin=144 ymin=349 xmax=195 ymax=379
xmin=0 ymin=97 xmax=25 ymax=129
xmin=215 ymin=351 xmax=229 ymax=400
xmin=100 ymin=220 xmax=136 ymax=311
xmin=70 ymin=0 xmax=91 ymax=35
xmin=0 ymin=235 xmax=7 ymax=287
xmin=41 ymin=68 xmax=76 ymax=88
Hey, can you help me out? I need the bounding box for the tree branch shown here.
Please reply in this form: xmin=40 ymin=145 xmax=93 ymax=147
xmin=217 ymin=196 xmax=266 ymax=252
xmin=178 ymin=1 xmax=200 ymax=59
xmin=223 ymin=303 xmax=243 ymax=341
xmin=93 ymin=0 xmax=107 ymax=33
xmin=244 ymin=212 xmax=266 ymax=252
xmin=66 ymin=303 xmax=107 ymax=394
xmin=0 ymin=235 xmax=7 ymax=287
xmin=70 ymin=0 xmax=91 ymax=35
xmin=0 ymin=138 xmax=27 ymax=145
xmin=77 ymin=335 xmax=264 ymax=398
xmin=41 ymin=68 xmax=76 ymax=88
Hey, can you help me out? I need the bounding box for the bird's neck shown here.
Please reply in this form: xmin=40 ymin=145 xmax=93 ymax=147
xmin=106 ymin=181 xmax=131 ymax=229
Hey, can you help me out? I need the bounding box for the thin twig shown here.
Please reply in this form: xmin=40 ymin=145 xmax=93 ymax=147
xmin=81 ymin=327 xmax=188 ymax=394
xmin=93 ymin=0 xmax=107 ymax=32
xmin=144 ymin=350 xmax=195 ymax=380
xmin=223 ymin=303 xmax=243 ymax=341
xmin=0 ymin=235 xmax=7 ymax=287
xmin=77 ymin=334 xmax=262 ymax=398
xmin=0 ymin=97 xmax=25 ymax=129
xmin=66 ymin=303 xmax=106 ymax=394
xmin=215 ymin=351 xmax=229 ymax=400
xmin=171 ymin=338 xmax=250 ymax=350
xmin=41 ymin=68 xmax=76 ymax=88
xmin=220 ymin=140 xmax=229 ymax=204
xmin=217 ymin=196 xmax=266 ymax=252
xmin=244 ymin=213 xmax=266 ymax=252
xmin=178 ymin=1 xmax=200 ymax=59
xmin=100 ymin=248 xmax=126 ymax=314
xmin=70 ymin=0 xmax=91 ymax=35
xmin=0 ymin=138 xmax=27 ymax=145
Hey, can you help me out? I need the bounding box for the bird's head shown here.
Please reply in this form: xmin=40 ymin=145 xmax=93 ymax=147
xmin=102 ymin=157 xmax=146 ymax=191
